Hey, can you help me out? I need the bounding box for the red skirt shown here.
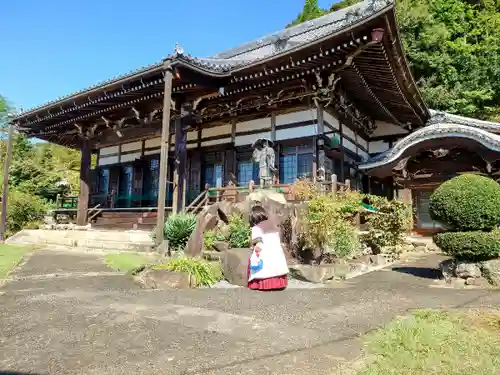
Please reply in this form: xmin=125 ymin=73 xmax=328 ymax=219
xmin=247 ymin=260 xmax=288 ymax=290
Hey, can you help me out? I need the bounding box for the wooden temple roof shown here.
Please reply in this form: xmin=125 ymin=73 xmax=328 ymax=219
xmin=13 ymin=0 xmax=429 ymax=149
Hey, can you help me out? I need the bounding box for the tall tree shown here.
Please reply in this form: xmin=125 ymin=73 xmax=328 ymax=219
xmin=287 ymin=0 xmax=500 ymax=121
xmin=287 ymin=0 xmax=327 ymax=28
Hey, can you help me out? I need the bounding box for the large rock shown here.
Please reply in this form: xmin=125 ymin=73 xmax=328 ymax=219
xmin=289 ymin=264 xmax=350 ymax=283
xmin=440 ymin=259 xmax=456 ymax=282
xmin=185 ymin=209 xmax=218 ymax=257
xmin=455 ymin=260 xmax=482 ymax=279
xmin=213 ymin=241 xmax=229 ymax=252
xmin=221 ymin=248 xmax=251 ymax=286
xmin=217 ymin=200 xmax=236 ymax=223
xmin=479 ymin=259 xmax=500 ymax=285
xmin=138 ymin=269 xmax=195 ymax=289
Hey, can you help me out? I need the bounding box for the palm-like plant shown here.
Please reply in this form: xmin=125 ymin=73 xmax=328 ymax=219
xmin=163 ymin=213 xmax=197 ymax=251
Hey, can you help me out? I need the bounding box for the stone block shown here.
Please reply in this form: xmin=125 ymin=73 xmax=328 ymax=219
xmin=439 ymin=259 xmax=456 ymax=282
xmin=213 ymin=241 xmax=229 ymax=252
xmin=289 ymin=264 xmax=349 ymax=283
xmin=479 ymin=259 xmax=500 ymax=286
xmin=465 ymin=277 xmax=490 ymax=287
xmin=185 ymin=210 xmax=218 ymax=257
xmin=455 ymin=260 xmax=482 ymax=279
xmin=221 ymin=248 xmax=251 ymax=286
xmin=139 ymin=269 xmax=194 ymax=289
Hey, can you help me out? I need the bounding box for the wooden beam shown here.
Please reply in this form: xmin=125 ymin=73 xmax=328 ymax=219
xmin=76 ymin=138 xmax=91 ymax=226
xmin=155 ymin=65 xmax=174 ymax=245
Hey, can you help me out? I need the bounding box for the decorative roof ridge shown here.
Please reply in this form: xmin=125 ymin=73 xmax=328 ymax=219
xmin=16 ymin=61 xmax=164 ymax=119
xmin=15 ymin=0 xmax=395 ymax=120
xmin=428 ymin=109 xmax=500 ymax=130
xmin=213 ymin=0 xmax=394 ymax=59
xmin=359 ymin=122 xmax=500 ymax=170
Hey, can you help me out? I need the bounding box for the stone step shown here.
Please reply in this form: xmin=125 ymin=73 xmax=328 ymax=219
xmin=7 ymin=229 xmax=154 ymax=252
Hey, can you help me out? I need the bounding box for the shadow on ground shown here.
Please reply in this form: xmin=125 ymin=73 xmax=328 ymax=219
xmin=391 ymin=266 xmax=442 ymax=280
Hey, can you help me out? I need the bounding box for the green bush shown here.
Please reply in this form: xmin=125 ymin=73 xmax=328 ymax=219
xmin=153 ymin=256 xmax=222 ymax=286
xmin=364 ymin=195 xmax=413 ymax=251
xmin=203 ymin=229 xmax=226 ymax=250
xmin=7 ymin=189 xmax=50 ymax=235
xmin=429 ymin=174 xmax=500 ymax=231
xmin=227 ymin=214 xmax=251 ymax=248
xmin=162 ymin=213 xmax=196 ymax=251
xmin=327 ymin=220 xmax=358 ymax=259
xmin=434 ymin=230 xmax=500 ymax=261
xmin=302 ymin=192 xmax=360 ymax=260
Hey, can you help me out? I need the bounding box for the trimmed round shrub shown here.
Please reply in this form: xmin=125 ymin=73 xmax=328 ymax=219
xmin=434 ymin=230 xmax=500 ymax=260
xmin=163 ymin=213 xmax=196 ymax=250
xmin=429 ymin=174 xmax=500 ymax=231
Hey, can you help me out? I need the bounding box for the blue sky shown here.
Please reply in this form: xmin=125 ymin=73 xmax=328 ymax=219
xmin=1 ymin=0 xmax=335 ymax=111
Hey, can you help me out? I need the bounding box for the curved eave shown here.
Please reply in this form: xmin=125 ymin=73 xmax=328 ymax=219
xmin=359 ymin=123 xmax=500 ymax=171
xmin=429 ymin=110 xmax=500 ymax=132
xmin=14 ymin=0 xmax=399 ymax=123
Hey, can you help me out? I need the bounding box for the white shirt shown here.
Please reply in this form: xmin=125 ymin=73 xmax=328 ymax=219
xmin=248 ymin=222 xmax=289 ymax=281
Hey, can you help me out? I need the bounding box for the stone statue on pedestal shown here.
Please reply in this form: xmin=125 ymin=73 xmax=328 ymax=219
xmin=252 ymin=138 xmax=277 ymax=188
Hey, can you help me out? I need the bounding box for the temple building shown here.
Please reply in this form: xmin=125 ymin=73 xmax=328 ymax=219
xmin=12 ymin=0 xmax=500 ymax=235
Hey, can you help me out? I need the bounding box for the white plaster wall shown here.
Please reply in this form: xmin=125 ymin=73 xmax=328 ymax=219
xmin=120 ymin=152 xmax=141 ymax=163
xmin=275 ymin=109 xmax=316 ymax=126
xmin=202 ymin=124 xmax=232 ymax=139
xmin=235 ymin=132 xmax=271 ymax=147
xmin=121 ymin=141 xmax=142 ymax=153
xmin=202 ymin=137 xmax=232 ymax=147
xmin=236 ymin=118 xmax=271 ymax=133
xmin=369 ymin=140 xmax=390 ymax=154
xmin=371 ymin=121 xmax=409 ymax=137
xmin=323 ymin=111 xmax=340 ymax=130
xmin=275 ymin=125 xmax=317 ymax=141
xmin=100 ymin=145 xmax=119 ymax=156
xmin=99 ymin=156 xmax=119 ymax=166
xmin=145 ymin=138 xmax=161 ymax=149
xmin=343 ymin=138 xmax=357 ymax=154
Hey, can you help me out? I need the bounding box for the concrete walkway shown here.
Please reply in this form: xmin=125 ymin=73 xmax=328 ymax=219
xmin=0 ymin=250 xmax=499 ymax=375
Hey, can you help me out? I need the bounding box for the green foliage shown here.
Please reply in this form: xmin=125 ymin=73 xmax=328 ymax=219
xmin=153 ymin=256 xmax=222 ymax=287
xmin=203 ymin=229 xmax=226 ymax=250
xmin=0 ymin=244 xmax=33 ymax=279
xmin=6 ymin=189 xmax=50 ymax=235
xmin=287 ymin=0 xmax=327 ymax=28
xmin=227 ymin=214 xmax=251 ymax=249
xmin=434 ymin=230 xmax=500 ymax=261
xmin=364 ymin=196 xmax=413 ymax=251
xmin=396 ymin=0 xmax=500 ymax=120
xmin=161 ymin=213 xmax=196 ymax=251
xmin=289 ymin=0 xmax=500 ymax=120
xmin=303 ymin=191 xmax=361 ymax=259
xmin=429 ymin=174 xmax=500 ymax=231
xmin=104 ymin=253 xmax=158 ymax=273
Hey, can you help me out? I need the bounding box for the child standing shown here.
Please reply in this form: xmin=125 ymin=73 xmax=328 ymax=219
xmin=247 ymin=205 xmax=289 ymax=290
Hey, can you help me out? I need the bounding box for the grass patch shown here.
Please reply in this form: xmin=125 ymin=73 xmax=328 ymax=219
xmin=153 ymin=256 xmax=223 ymax=287
xmin=357 ymin=309 xmax=500 ymax=375
xmin=0 ymin=244 xmax=33 ymax=279
xmin=104 ymin=252 xmax=158 ymax=273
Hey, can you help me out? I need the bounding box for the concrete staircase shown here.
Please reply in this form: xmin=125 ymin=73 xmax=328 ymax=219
xmin=91 ymin=211 xmax=157 ymax=231
xmin=7 ymin=229 xmax=155 ymax=253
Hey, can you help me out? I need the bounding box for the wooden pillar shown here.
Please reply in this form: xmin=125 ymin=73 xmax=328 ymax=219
xmin=316 ymin=104 xmax=325 ymax=182
xmin=172 ymin=107 xmax=188 ymax=213
xmin=155 ymin=65 xmax=174 ymax=245
xmin=0 ymin=123 xmax=14 ymax=242
xmin=339 ymin=122 xmax=345 ymax=182
xmin=76 ymin=138 xmax=91 ymax=226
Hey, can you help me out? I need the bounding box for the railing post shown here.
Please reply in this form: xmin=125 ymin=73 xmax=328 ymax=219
xmin=331 ymin=174 xmax=337 ymax=196
xmin=56 ymin=194 xmax=61 ymax=208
